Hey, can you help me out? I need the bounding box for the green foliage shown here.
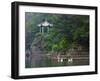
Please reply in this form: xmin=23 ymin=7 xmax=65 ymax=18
xmin=25 ymin=12 xmax=89 ymax=54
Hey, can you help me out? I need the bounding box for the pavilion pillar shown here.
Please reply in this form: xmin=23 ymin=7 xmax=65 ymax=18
xmin=41 ymin=27 xmax=44 ymax=35
xmin=47 ymin=27 xmax=49 ymax=32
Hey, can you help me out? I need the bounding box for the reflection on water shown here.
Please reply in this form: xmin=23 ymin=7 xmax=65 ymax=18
xmin=25 ymin=54 xmax=89 ymax=68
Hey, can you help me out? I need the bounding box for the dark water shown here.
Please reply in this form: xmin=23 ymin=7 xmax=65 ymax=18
xmin=26 ymin=55 xmax=89 ymax=68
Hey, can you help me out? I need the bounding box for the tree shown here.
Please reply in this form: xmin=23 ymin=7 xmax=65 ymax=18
xmin=25 ymin=12 xmax=89 ymax=55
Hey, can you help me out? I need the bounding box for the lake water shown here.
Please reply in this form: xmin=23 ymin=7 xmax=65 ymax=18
xmin=25 ymin=54 xmax=89 ymax=68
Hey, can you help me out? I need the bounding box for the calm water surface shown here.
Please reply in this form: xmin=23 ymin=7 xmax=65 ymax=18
xmin=26 ymin=54 xmax=89 ymax=68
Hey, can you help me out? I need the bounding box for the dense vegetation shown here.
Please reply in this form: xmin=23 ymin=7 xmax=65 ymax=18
xmin=25 ymin=12 xmax=89 ymax=55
